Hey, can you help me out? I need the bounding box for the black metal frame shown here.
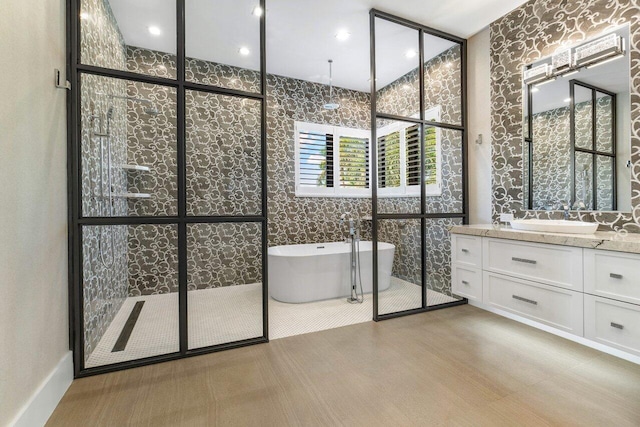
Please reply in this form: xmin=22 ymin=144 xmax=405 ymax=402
xmin=370 ymin=9 xmax=468 ymax=321
xmin=569 ymin=80 xmax=617 ymax=210
xmin=67 ymin=0 xmax=268 ymax=377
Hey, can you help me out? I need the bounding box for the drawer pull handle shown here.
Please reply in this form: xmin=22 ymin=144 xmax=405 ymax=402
xmin=461 ymin=280 xmax=470 ymax=285
xmin=611 ymin=322 xmax=624 ymax=330
xmin=610 ymin=273 xmax=623 ymax=280
xmin=461 ymin=249 xmax=469 ymax=253
xmin=512 ymin=257 xmax=537 ymax=265
xmin=512 ymin=295 xmax=538 ymax=305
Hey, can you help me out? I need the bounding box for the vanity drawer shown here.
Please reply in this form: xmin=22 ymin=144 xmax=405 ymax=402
xmin=584 ymin=295 xmax=640 ymax=357
xmin=483 ymin=272 xmax=583 ymax=335
xmin=584 ymin=249 xmax=640 ymax=305
xmin=451 ymin=234 xmax=482 ymax=267
xmin=451 ymin=265 xmax=482 ymax=302
xmin=483 ymin=238 xmax=583 ymax=291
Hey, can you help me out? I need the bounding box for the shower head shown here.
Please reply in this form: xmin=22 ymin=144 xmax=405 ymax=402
xmin=144 ymin=106 xmax=160 ymax=116
xmin=324 ymin=59 xmax=340 ymax=111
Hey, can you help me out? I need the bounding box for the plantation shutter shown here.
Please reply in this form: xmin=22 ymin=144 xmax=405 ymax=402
xmin=298 ymin=131 xmax=334 ymax=188
xmin=339 ymin=136 xmax=369 ymax=189
xmin=377 ymin=131 xmax=401 ymax=188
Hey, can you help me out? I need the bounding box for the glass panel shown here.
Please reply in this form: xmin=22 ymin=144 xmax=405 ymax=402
xmin=574 ymin=85 xmax=593 ymax=150
xmin=426 ymin=218 xmax=464 ymax=306
xmin=80 ymin=0 xmax=177 ymax=78
xmin=523 ymin=142 xmax=530 ymax=209
xmin=376 ymin=118 xmax=420 ymax=214
xmin=423 ymin=33 xmax=462 ymax=125
xmin=377 ymin=219 xmax=422 ymax=315
xmin=596 ymin=155 xmax=615 ymax=211
xmin=82 ymin=224 xmax=179 ymax=368
xmin=531 ymin=116 xmax=571 ymax=210
xmin=186 ymin=0 xmax=261 ymax=92
xmin=596 ymin=92 xmax=614 ymax=153
xmin=426 ymin=127 xmax=463 ymax=214
xmin=575 ymin=151 xmax=594 ymax=210
xmin=375 ymin=18 xmax=420 ymax=118
xmin=80 ymin=74 xmax=178 ymax=217
xmin=187 ymin=223 xmax=263 ymax=349
xmin=186 ymin=91 xmax=262 ymax=216
xmin=523 ymin=86 xmax=530 ymax=139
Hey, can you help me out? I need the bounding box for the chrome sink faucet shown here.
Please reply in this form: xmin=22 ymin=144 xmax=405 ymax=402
xmin=559 ymin=200 xmax=570 ymax=220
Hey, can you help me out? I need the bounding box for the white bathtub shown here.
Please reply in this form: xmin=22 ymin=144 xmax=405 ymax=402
xmin=268 ymin=241 xmax=395 ymax=303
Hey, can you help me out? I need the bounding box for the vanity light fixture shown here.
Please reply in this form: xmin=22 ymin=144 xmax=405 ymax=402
xmin=335 ymin=30 xmax=350 ymax=41
xmin=405 ymin=49 xmax=417 ymax=59
xmin=239 ymin=46 xmax=250 ymax=56
xmin=252 ymin=6 xmax=263 ymax=17
xmin=574 ymin=33 xmax=625 ymax=68
xmin=523 ymin=63 xmax=552 ymax=85
xmin=148 ymin=26 xmax=161 ymax=36
xmin=551 ymin=48 xmax=572 ymax=75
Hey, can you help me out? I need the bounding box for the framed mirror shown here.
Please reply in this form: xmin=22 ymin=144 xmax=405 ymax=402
xmin=522 ymin=25 xmax=631 ymax=212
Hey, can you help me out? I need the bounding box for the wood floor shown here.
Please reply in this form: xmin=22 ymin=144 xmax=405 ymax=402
xmin=47 ymin=305 xmax=640 ymax=426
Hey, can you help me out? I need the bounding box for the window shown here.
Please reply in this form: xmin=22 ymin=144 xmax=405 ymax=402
xmin=295 ymin=122 xmax=370 ymax=197
xmin=377 ymin=106 xmax=442 ymax=197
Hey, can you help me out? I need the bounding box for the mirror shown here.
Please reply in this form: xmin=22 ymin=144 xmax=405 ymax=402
xmin=523 ymin=25 xmax=631 ymax=212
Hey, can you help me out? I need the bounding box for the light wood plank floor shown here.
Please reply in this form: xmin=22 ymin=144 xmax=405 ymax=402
xmin=47 ymin=305 xmax=640 ymax=426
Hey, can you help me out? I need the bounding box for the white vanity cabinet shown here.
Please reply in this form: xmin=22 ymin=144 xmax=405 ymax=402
xmin=451 ymin=231 xmax=640 ymax=360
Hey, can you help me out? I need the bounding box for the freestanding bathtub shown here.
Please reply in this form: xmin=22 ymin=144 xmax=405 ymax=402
xmin=268 ymin=241 xmax=395 ymax=303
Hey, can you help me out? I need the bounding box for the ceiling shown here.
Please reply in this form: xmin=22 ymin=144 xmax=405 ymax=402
xmin=108 ymin=0 xmax=530 ymax=92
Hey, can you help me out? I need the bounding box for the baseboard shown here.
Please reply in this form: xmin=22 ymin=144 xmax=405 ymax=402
xmin=469 ymin=300 xmax=640 ymax=366
xmin=11 ymin=351 xmax=73 ymax=427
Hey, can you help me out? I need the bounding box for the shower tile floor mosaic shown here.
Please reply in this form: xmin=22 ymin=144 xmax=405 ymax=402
xmin=85 ymin=277 xmax=459 ymax=368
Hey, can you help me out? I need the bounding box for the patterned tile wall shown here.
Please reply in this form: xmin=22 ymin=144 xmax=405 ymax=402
xmin=490 ymin=0 xmax=640 ymax=231
xmin=80 ymin=0 xmax=129 ymax=359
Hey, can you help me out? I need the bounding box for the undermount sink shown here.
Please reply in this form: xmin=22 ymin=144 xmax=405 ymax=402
xmin=509 ymin=219 xmax=598 ymax=235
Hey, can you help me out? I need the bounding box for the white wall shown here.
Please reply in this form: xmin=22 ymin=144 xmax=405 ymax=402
xmin=467 ymin=27 xmax=493 ymax=224
xmin=0 ymin=0 xmax=71 ymax=424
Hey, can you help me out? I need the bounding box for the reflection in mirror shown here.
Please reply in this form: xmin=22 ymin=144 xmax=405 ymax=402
xmin=523 ymin=25 xmax=630 ymax=212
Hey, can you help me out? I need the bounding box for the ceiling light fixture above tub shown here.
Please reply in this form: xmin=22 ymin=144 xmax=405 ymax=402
xmin=335 ymin=30 xmax=350 ymax=41
xmin=148 ymin=26 xmax=161 ymax=36
xmin=323 ymin=59 xmax=340 ymax=110
xmin=252 ymin=6 xmax=263 ymax=17
xmin=239 ymin=46 xmax=251 ymax=56
xmin=405 ymin=49 xmax=417 ymax=59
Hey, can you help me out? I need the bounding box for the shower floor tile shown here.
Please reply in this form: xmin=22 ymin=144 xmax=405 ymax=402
xmin=85 ymin=278 xmax=459 ymax=368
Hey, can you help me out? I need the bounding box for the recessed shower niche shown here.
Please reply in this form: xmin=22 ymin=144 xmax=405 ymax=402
xmin=69 ymin=0 xmax=467 ymax=376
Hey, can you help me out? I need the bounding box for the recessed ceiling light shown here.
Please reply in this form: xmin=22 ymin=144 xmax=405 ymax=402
xmin=335 ymin=30 xmax=350 ymax=41
xmin=531 ymin=87 xmax=539 ymax=93
xmin=564 ymin=97 xmax=572 ymax=103
xmin=239 ymin=46 xmax=251 ymax=56
xmin=405 ymin=49 xmax=417 ymax=59
xmin=148 ymin=26 xmax=161 ymax=36
xmin=252 ymin=6 xmax=263 ymax=17
xmin=80 ymin=12 xmax=90 ymax=20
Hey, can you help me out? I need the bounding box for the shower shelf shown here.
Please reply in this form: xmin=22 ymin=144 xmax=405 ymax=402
xmin=120 ymin=164 xmax=151 ymax=172
xmin=113 ymin=193 xmax=152 ymax=199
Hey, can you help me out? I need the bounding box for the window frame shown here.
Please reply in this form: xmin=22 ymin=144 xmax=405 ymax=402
xmin=294 ymin=121 xmax=371 ymax=198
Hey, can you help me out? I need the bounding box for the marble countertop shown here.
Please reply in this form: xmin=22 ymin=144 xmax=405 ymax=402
xmin=449 ymin=224 xmax=640 ymax=255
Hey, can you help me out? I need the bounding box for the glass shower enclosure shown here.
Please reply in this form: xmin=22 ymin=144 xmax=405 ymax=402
xmin=69 ymin=0 xmax=268 ymax=376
